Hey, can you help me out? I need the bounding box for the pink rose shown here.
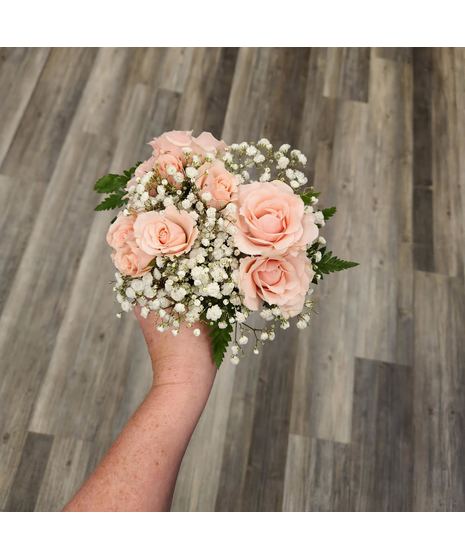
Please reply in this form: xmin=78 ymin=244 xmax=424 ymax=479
xmin=112 ymin=241 xmax=152 ymax=277
xmin=155 ymin=153 xmax=184 ymax=185
xmin=196 ymin=160 xmax=238 ymax=209
xmin=134 ymin=205 xmax=198 ymax=256
xmin=192 ymin=131 xmax=227 ymax=155
xmin=135 ymin=155 xmax=157 ymax=178
xmin=239 ymin=252 xmax=314 ymax=318
xmin=234 ymin=181 xmax=319 ymax=256
xmin=149 ymin=130 xmax=193 ymax=158
xmin=106 ymin=213 xmax=136 ymax=250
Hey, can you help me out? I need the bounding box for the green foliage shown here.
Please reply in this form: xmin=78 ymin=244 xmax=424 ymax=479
xmin=93 ymin=162 xmax=141 ymax=211
xmin=300 ymin=189 xmax=320 ymax=205
xmin=311 ymin=248 xmax=358 ymax=284
xmin=322 ymin=206 xmax=336 ymax=221
xmin=208 ymin=321 xmax=233 ymax=368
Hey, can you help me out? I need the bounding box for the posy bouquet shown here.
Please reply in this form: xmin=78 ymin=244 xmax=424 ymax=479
xmin=94 ymin=131 xmax=357 ymax=367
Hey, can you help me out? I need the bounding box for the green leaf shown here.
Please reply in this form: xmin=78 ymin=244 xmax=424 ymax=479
xmin=312 ymin=250 xmax=358 ymax=283
xmin=93 ymin=162 xmax=142 ymax=212
xmin=93 ymin=174 xmax=127 ymax=193
xmin=123 ymin=162 xmax=142 ymax=179
xmin=300 ymin=190 xmax=320 ymax=205
xmin=95 ymin=192 xmax=125 ymax=211
xmin=208 ymin=321 xmax=233 ymax=368
xmin=322 ymin=206 xmax=336 ymax=221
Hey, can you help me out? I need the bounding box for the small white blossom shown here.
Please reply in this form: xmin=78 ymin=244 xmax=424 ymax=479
xmin=185 ymin=166 xmax=198 ymax=179
xmin=314 ymin=251 xmax=322 ymax=263
xmin=235 ymin=311 xmax=246 ymax=323
xmin=277 ymin=156 xmax=289 ymax=169
xmin=260 ymin=309 xmax=273 ymax=321
xmin=166 ymin=165 xmax=176 ymax=175
xmin=205 ymin=282 xmax=221 ymax=298
xmin=297 ymin=319 xmax=308 ymax=329
xmin=260 ymin=332 xmax=269 ymax=341
xmin=231 ymin=356 xmax=240 ymax=365
xmin=125 ymin=287 xmax=136 ymax=299
xmin=206 ymin=305 xmax=222 ymax=321
xmin=238 ymin=335 xmax=248 ymax=345
xmin=231 ymin=344 xmax=239 ymax=355
xmin=193 ymin=328 xmax=201 ymax=337
xmin=314 ymin=211 xmax=325 ymax=226
xmin=140 ymin=307 xmax=149 ymax=319
xmin=174 ymin=303 xmax=186 ymax=313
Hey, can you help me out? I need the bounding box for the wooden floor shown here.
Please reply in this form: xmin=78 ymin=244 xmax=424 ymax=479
xmin=0 ymin=47 xmax=464 ymax=512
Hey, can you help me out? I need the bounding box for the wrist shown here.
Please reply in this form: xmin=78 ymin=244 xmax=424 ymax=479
xmin=151 ymin=356 xmax=216 ymax=397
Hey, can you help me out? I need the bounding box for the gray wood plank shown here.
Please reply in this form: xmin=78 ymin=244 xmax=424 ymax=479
xmin=0 ymin=431 xmax=27 ymax=510
xmin=5 ymin=432 xmax=53 ymax=512
xmin=35 ymin=436 xmax=93 ymax=512
xmin=413 ymin=272 xmax=465 ymax=511
xmin=1 ymin=48 xmax=97 ymax=182
xmin=350 ymin=358 xmax=413 ymax=512
xmin=0 ymin=48 xmax=50 ymax=167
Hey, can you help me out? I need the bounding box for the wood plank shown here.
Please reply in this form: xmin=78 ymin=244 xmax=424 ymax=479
xmin=35 ymin=436 xmax=93 ymax=512
xmin=413 ymin=272 xmax=465 ymax=511
xmin=431 ymin=48 xmax=465 ymax=277
xmin=0 ymin=431 xmax=27 ymax=510
xmin=222 ymin=48 xmax=273 ymax=143
xmin=354 ymin=54 xmax=414 ymax=366
xmin=0 ymin=175 xmax=47 ymax=314
xmin=324 ymin=48 xmax=370 ymax=102
xmin=240 ymin=326 xmax=299 ymax=511
xmin=202 ymin=47 xmax=239 ymax=139
xmin=0 ymin=48 xmax=50 ymax=167
xmin=5 ymin=432 xmax=53 ymax=512
xmin=412 ymin=48 xmax=435 ymax=272
xmin=283 ymin=435 xmax=350 ymax=511
xmin=1 ymin=48 xmax=97 ymax=182
xmin=350 ymin=358 xmax=413 ymax=511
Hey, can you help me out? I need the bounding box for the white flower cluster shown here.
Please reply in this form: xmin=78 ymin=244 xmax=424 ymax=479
xmin=225 ymin=139 xmax=309 ymax=188
xmin=111 ymin=137 xmax=327 ymax=366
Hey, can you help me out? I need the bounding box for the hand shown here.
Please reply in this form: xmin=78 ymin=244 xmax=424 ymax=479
xmin=134 ymin=306 xmax=216 ymax=396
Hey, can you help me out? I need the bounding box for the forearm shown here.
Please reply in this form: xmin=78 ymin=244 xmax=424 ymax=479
xmin=64 ymin=372 xmax=212 ymax=512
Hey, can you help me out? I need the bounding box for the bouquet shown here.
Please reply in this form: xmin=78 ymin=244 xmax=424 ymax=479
xmin=94 ymin=131 xmax=357 ymax=367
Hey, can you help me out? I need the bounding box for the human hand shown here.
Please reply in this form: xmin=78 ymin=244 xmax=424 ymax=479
xmin=134 ymin=307 xmax=216 ymax=396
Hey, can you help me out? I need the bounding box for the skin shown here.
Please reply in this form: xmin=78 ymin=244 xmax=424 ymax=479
xmin=64 ymin=308 xmax=215 ymax=512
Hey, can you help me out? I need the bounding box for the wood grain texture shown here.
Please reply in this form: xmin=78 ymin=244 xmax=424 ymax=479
xmin=0 ymin=47 xmax=464 ymax=511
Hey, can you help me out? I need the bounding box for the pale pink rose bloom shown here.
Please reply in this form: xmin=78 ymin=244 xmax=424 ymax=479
xmin=192 ymin=131 xmax=227 ymax=156
xmin=106 ymin=213 xmax=136 ymax=250
xmin=196 ymin=160 xmax=238 ymax=209
xmin=239 ymin=252 xmax=314 ymax=318
xmin=234 ymin=180 xmax=319 ymax=256
xmin=134 ymin=205 xmax=198 ymax=256
xmin=155 ymin=153 xmax=184 ymax=185
xmin=135 ymin=155 xmax=157 ymax=178
xmin=112 ymin=241 xmax=152 ymax=277
xmin=148 ymin=130 xmax=193 ymax=158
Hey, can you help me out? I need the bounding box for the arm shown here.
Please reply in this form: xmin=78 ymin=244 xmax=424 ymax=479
xmin=64 ymin=309 xmax=216 ymax=512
